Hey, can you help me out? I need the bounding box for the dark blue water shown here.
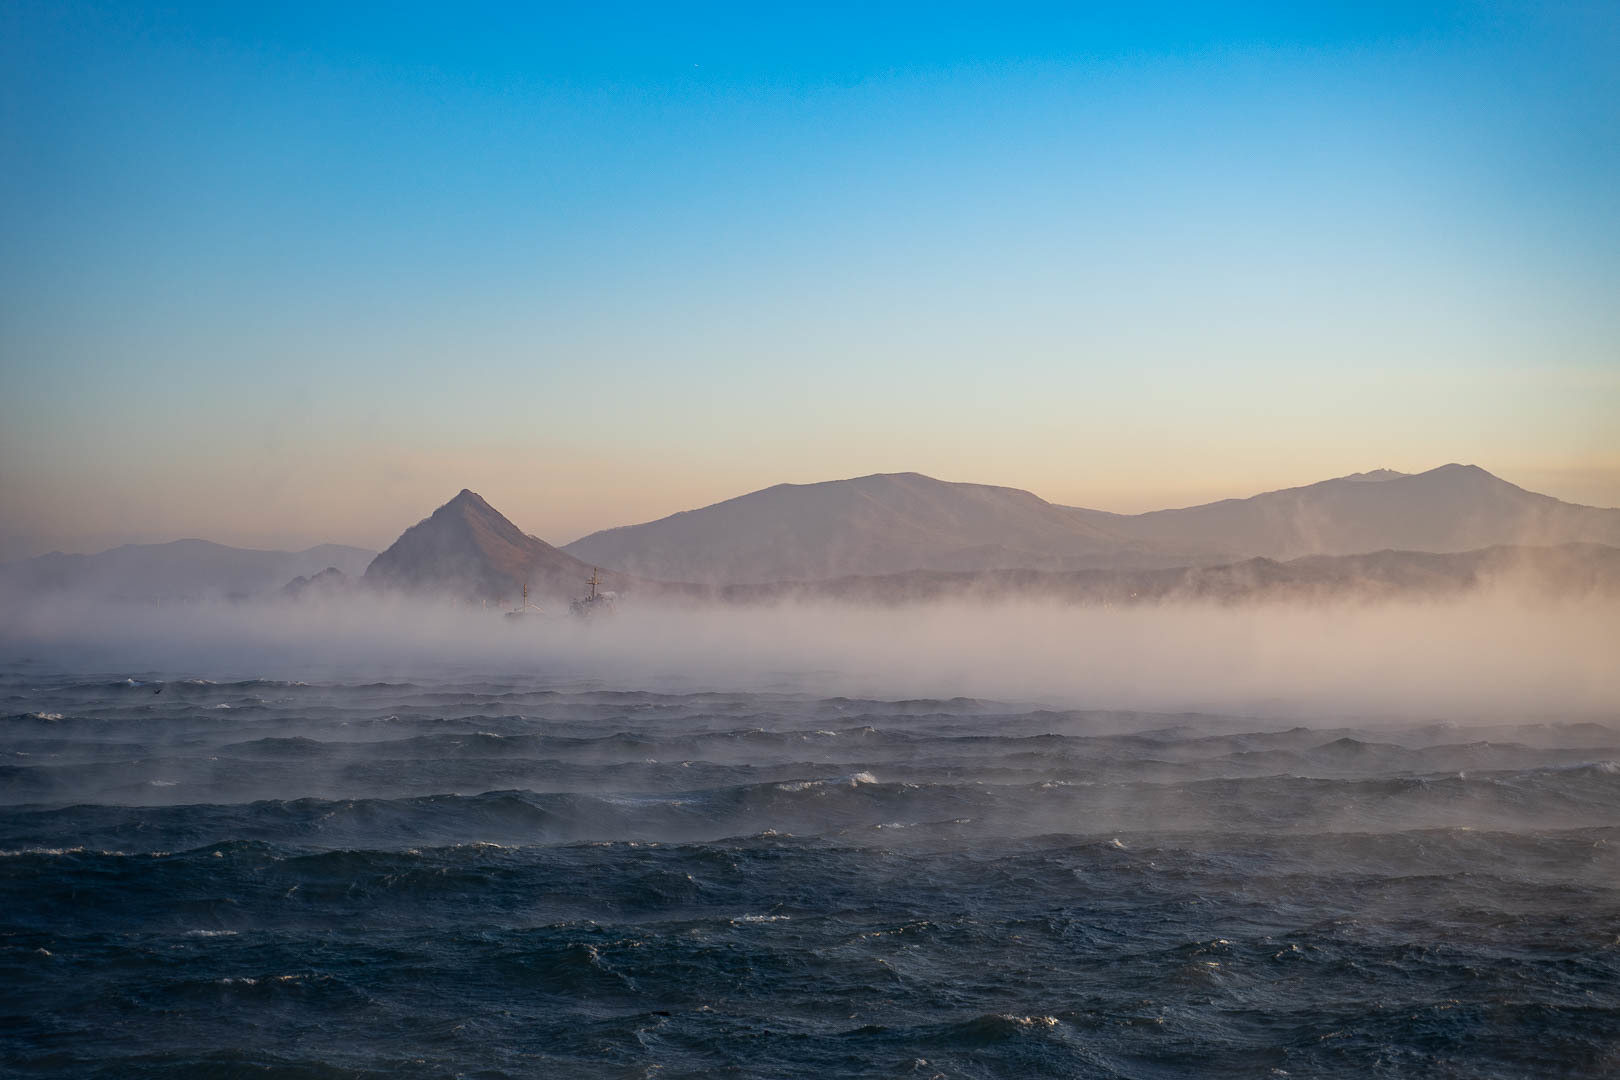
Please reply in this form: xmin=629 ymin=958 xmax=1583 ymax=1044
xmin=3 ymin=666 xmax=1618 ymax=1077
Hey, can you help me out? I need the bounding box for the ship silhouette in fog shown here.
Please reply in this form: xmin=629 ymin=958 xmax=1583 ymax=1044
xmin=569 ymin=569 xmax=616 ymax=618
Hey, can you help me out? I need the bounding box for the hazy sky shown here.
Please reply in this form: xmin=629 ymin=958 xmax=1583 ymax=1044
xmin=3 ymin=1 xmax=1617 ymax=558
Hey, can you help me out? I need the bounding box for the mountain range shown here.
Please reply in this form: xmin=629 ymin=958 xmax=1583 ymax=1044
xmin=5 ymin=465 xmax=1618 ymax=604
xmin=563 ymin=464 xmax=1620 ymax=584
xmin=0 ymin=539 xmax=376 ymax=602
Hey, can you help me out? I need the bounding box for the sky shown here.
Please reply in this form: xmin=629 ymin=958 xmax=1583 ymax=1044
xmin=2 ymin=1 xmax=1617 ymax=558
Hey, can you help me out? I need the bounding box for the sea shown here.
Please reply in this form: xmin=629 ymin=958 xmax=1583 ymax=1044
xmin=3 ymin=641 xmax=1618 ymax=1077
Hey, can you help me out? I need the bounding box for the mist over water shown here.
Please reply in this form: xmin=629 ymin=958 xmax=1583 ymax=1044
xmin=7 ymin=591 xmax=1619 ymax=716
xmin=4 ymin=596 xmax=1619 ymax=1076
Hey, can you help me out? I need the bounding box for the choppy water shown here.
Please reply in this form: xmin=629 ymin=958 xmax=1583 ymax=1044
xmin=3 ymin=664 xmax=1619 ymax=1077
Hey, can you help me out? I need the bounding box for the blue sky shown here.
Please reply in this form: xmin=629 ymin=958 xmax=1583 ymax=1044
xmin=2 ymin=2 xmax=1617 ymax=555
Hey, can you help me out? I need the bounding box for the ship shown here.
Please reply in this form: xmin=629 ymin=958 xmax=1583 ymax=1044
xmin=569 ymin=569 xmax=617 ymax=618
xmin=504 ymin=582 xmax=546 ymax=621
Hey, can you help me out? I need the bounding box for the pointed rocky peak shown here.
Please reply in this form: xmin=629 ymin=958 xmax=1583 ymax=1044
xmin=433 ymin=488 xmax=503 ymax=522
xmin=363 ymin=488 xmax=609 ymax=600
xmin=412 ymin=488 xmax=534 ymax=548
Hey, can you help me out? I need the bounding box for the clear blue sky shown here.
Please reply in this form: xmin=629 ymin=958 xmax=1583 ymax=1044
xmin=2 ymin=1 xmax=1617 ymax=556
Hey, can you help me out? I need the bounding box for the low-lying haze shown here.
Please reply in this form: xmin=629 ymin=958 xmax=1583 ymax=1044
xmin=7 ymin=592 xmax=1616 ymax=721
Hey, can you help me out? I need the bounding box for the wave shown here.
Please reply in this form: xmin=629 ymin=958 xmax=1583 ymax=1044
xmin=5 ymin=761 xmax=1618 ymax=853
xmin=5 ymin=671 xmax=1620 ymax=1079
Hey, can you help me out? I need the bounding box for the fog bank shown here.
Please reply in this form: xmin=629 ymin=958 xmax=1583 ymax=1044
xmin=4 ymin=592 xmax=1616 ymax=721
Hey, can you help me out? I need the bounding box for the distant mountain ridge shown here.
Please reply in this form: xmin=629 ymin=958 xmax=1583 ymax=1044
xmin=8 ymin=465 xmax=1618 ymax=603
xmin=1065 ymin=463 xmax=1620 ymax=560
xmin=564 ymin=464 xmax=1620 ymax=584
xmin=362 ymin=488 xmax=625 ymax=602
xmin=562 ymin=472 xmax=1218 ymax=585
xmin=0 ymin=539 xmax=376 ymax=601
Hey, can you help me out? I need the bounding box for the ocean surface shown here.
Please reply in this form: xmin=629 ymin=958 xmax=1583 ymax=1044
xmin=3 ymin=660 xmax=1618 ymax=1077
